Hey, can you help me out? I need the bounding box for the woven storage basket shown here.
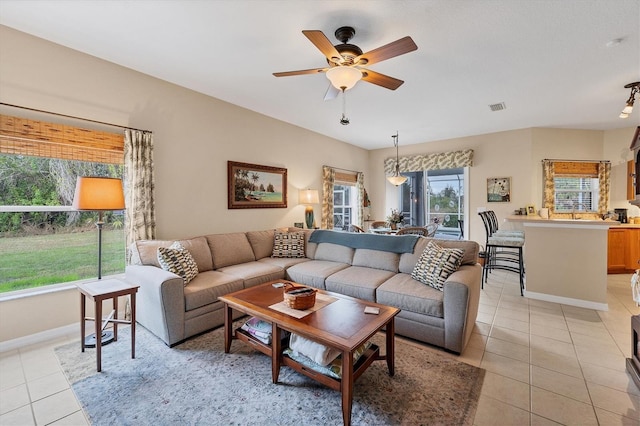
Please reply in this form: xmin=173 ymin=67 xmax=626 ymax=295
xmin=283 ymin=283 xmax=317 ymax=310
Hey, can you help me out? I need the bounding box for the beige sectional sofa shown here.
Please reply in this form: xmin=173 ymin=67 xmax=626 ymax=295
xmin=126 ymin=228 xmax=481 ymax=354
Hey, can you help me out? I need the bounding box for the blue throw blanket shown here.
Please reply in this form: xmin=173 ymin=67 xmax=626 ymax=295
xmin=309 ymin=230 xmax=419 ymax=254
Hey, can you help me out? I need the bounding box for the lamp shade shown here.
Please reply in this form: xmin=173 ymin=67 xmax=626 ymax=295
xmin=326 ymin=66 xmax=362 ymax=91
xmin=387 ymin=175 xmax=408 ymax=186
xmin=298 ymin=189 xmax=319 ymax=205
xmin=72 ymin=177 xmax=125 ymax=211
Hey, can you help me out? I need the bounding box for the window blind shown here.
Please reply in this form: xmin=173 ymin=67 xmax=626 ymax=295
xmin=0 ymin=114 xmax=124 ymax=164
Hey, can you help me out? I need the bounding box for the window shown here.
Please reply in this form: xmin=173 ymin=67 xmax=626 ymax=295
xmin=0 ymin=155 xmax=124 ymax=293
xmin=399 ymin=168 xmax=465 ymax=238
xmin=0 ymin=114 xmax=125 ymax=294
xmin=554 ymin=177 xmax=599 ymax=212
xmin=333 ymin=184 xmax=355 ymax=230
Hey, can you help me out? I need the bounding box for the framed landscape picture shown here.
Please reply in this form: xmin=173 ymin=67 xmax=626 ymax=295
xmin=487 ymin=177 xmax=511 ymax=203
xmin=228 ymin=161 xmax=287 ymax=209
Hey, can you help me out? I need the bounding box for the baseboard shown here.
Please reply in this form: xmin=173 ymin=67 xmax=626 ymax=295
xmin=0 ymin=323 xmax=78 ymax=353
xmin=524 ymin=291 xmax=608 ymax=311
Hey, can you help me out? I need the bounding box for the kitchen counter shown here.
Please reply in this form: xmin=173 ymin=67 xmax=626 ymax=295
xmin=505 ymin=215 xmax=618 ymax=311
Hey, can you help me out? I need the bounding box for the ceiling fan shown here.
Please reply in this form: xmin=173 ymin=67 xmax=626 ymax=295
xmin=273 ymin=26 xmax=418 ymax=100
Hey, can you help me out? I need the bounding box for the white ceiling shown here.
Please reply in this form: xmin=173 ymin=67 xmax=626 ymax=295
xmin=0 ymin=0 xmax=638 ymax=149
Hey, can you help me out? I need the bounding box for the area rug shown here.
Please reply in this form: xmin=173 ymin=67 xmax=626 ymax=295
xmin=55 ymin=324 xmax=484 ymax=425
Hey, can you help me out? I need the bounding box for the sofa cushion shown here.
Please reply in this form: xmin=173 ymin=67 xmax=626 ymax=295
xmin=183 ymin=270 xmax=244 ymax=311
xmin=352 ymin=249 xmax=399 ymax=273
xmin=314 ymin=242 xmax=354 ymax=264
xmin=246 ymin=230 xmax=275 ymax=260
xmin=286 ymin=260 xmax=350 ymax=290
xmin=157 ymin=242 xmax=200 ymax=285
xmin=272 ymin=231 xmax=306 ymax=258
xmin=130 ymin=236 xmax=213 ymax=272
xmin=399 ymin=237 xmax=478 ymax=274
xmin=325 ymin=266 xmax=395 ymax=302
xmin=411 ymin=242 xmax=464 ymax=291
xmin=258 ymin=257 xmax=310 ymax=269
xmin=217 ymin=261 xmax=285 ymax=288
xmin=206 ymin=233 xmax=255 ymax=269
xmin=376 ymin=273 xmax=444 ymax=318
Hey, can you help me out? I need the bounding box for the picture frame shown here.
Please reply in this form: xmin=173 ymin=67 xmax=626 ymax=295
xmin=526 ymin=204 xmax=536 ymax=215
xmin=227 ymin=161 xmax=287 ymax=209
xmin=487 ymin=177 xmax=511 ymax=202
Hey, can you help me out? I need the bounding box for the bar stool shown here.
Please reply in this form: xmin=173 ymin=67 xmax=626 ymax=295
xmin=479 ymin=211 xmax=525 ymax=295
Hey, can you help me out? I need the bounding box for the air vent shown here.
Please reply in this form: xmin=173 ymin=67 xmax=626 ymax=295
xmin=489 ymin=102 xmax=506 ymax=112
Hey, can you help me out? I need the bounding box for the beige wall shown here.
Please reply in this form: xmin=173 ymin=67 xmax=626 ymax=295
xmin=0 ymin=24 xmax=637 ymax=343
xmin=0 ymin=25 xmax=369 ymax=240
xmin=0 ymin=25 xmax=368 ymax=342
xmin=369 ymin=126 xmax=637 ymax=245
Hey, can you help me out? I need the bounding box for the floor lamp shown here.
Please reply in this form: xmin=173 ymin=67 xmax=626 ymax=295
xmin=72 ymin=176 xmax=125 ymax=347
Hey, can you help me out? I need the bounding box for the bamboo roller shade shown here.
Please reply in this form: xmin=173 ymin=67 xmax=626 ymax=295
xmin=335 ymin=171 xmax=357 ymax=183
xmin=0 ymin=114 xmax=124 ymax=164
xmin=553 ymin=161 xmax=599 ymax=177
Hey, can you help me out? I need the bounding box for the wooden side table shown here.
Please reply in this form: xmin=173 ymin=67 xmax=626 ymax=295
xmin=77 ymin=279 xmax=139 ymax=372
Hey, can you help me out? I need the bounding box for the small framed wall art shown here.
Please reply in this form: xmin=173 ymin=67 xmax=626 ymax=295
xmin=227 ymin=161 xmax=287 ymax=209
xmin=487 ymin=177 xmax=511 ymax=202
xmin=526 ymin=204 xmax=536 ymax=215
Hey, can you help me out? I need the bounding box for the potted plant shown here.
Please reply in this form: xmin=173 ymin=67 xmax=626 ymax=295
xmin=386 ymin=208 xmax=403 ymax=230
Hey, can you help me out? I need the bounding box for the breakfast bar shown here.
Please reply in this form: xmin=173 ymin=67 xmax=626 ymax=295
xmin=505 ymin=215 xmax=619 ymax=310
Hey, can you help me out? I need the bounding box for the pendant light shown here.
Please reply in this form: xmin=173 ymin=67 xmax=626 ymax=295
xmin=387 ymin=132 xmax=408 ymax=186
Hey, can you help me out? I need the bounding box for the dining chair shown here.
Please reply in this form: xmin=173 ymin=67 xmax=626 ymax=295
xmin=348 ymin=224 xmax=364 ymax=233
xmin=396 ymin=227 xmax=428 ymax=236
xmin=425 ymin=223 xmax=438 ymax=237
xmin=370 ymin=221 xmax=387 ymax=229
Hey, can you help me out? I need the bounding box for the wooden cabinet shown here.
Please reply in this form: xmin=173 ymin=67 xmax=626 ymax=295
xmin=608 ymin=228 xmax=640 ymax=273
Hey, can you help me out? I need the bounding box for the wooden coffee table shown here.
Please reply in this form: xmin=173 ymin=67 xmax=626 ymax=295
xmin=218 ymin=280 xmax=399 ymax=426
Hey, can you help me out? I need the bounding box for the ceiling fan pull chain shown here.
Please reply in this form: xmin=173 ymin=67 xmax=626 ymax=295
xmin=340 ymin=88 xmax=350 ymax=125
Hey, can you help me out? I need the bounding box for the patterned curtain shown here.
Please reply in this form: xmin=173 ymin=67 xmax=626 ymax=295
xmin=598 ymin=162 xmax=611 ymax=214
xmin=542 ymin=160 xmax=555 ymax=211
xmin=383 ymin=149 xmax=473 ymax=174
xmin=321 ymin=166 xmax=335 ymax=229
xmin=356 ymin=172 xmax=365 ymax=228
xmin=124 ymin=129 xmax=156 ymax=254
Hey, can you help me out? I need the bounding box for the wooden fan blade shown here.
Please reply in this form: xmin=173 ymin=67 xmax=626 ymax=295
xmin=324 ymin=84 xmax=340 ymax=101
xmin=273 ymin=68 xmax=326 ymax=77
xmin=361 ymin=70 xmax=404 ymax=90
xmin=303 ymin=30 xmax=343 ymax=64
xmin=355 ymin=36 xmax=417 ymax=66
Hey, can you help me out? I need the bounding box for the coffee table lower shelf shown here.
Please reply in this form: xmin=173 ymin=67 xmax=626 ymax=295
xmin=281 ymin=344 xmax=380 ymax=391
xmin=235 ymin=327 xmax=380 ymax=390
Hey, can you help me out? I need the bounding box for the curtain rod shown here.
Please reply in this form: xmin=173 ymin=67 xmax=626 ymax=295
xmin=0 ymin=102 xmax=152 ymax=134
xmin=323 ymin=165 xmax=361 ymax=174
xmin=542 ymin=159 xmax=610 ymax=163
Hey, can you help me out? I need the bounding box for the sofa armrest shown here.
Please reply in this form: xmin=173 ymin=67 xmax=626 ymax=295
xmin=125 ymin=265 xmax=185 ymax=346
xmin=442 ymin=264 xmax=482 ymax=353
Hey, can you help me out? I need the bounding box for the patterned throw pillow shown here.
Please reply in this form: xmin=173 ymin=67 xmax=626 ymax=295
xmin=411 ymin=241 xmax=464 ymax=291
xmin=272 ymin=231 xmax=306 ymax=258
xmin=157 ymin=241 xmax=199 ymax=285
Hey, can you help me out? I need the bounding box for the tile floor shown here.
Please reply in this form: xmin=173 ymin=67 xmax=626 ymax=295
xmin=0 ymin=271 xmax=638 ymax=425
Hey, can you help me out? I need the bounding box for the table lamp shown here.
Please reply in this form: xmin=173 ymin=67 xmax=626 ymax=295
xmin=72 ymin=176 xmax=125 ymax=280
xmin=299 ymin=189 xmax=319 ymax=229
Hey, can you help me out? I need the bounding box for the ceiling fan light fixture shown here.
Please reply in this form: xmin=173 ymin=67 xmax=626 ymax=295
xmin=326 ymin=66 xmax=362 ymax=91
